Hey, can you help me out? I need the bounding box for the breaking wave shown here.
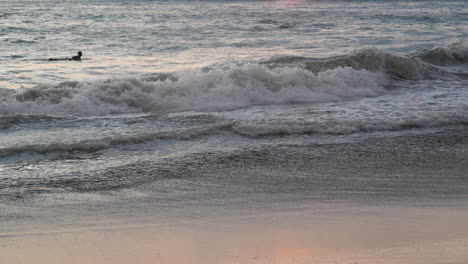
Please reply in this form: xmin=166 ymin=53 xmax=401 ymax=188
xmin=265 ymin=48 xmax=438 ymax=80
xmin=1 ymin=45 xmax=465 ymax=117
xmin=0 ymin=64 xmax=387 ymax=116
xmin=416 ymin=43 xmax=468 ymax=66
xmin=265 ymin=44 xmax=468 ymax=80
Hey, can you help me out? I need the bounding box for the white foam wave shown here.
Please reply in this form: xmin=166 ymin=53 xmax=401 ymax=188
xmin=0 ymin=65 xmax=387 ymax=116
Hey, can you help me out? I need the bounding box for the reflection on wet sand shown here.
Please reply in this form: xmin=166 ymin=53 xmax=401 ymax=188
xmin=2 ymin=203 xmax=468 ymax=264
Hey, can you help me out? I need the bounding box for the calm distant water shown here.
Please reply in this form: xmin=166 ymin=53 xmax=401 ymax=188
xmin=0 ymin=0 xmax=467 ymax=210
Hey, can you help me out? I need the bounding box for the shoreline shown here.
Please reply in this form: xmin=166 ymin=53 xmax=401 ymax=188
xmin=1 ymin=127 xmax=468 ymax=263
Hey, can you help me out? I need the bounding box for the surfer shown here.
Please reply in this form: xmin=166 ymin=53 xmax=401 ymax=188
xmin=48 ymin=51 xmax=82 ymax=61
xmin=69 ymin=51 xmax=82 ymax=61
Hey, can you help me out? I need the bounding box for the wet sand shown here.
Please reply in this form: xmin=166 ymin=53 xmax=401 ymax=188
xmin=2 ymin=202 xmax=468 ymax=264
xmin=1 ymin=128 xmax=467 ymax=264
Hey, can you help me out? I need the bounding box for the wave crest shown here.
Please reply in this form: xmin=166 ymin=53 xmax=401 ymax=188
xmin=416 ymin=43 xmax=468 ymax=66
xmin=303 ymin=48 xmax=429 ymax=80
xmin=0 ymin=65 xmax=387 ymax=116
xmin=266 ymin=46 xmax=467 ymax=80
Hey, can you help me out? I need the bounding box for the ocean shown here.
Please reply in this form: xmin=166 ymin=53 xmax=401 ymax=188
xmin=0 ymin=0 xmax=467 ymax=263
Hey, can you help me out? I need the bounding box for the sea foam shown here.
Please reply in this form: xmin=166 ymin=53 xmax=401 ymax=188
xmin=0 ymin=64 xmax=387 ymax=116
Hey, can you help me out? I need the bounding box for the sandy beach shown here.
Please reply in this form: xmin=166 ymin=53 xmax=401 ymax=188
xmin=1 ymin=128 xmax=467 ymax=264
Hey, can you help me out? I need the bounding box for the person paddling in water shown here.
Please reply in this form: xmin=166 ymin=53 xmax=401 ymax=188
xmin=70 ymin=51 xmax=82 ymax=61
xmin=49 ymin=51 xmax=82 ymax=61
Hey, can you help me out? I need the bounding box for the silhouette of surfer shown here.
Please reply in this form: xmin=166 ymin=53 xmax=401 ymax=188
xmin=48 ymin=51 xmax=82 ymax=61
